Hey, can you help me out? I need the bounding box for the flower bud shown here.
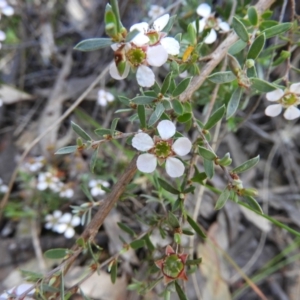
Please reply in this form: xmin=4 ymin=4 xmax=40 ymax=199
xmin=241 ymin=187 xmax=258 ymax=197
xmin=245 ymin=59 xmax=255 ymax=68
xmin=217 ymin=152 xmax=232 ymax=166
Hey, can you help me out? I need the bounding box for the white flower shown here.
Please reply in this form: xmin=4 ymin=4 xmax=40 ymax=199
xmin=54 ymin=212 xmax=81 ymax=239
xmin=36 ymin=172 xmax=60 ymax=192
xmin=59 ymin=185 xmax=74 ymax=198
xmin=97 ymin=89 xmax=115 ymax=106
xmin=0 ymin=283 xmax=35 ymax=299
xmin=44 ymin=210 xmax=62 ymax=230
xmin=195 ymin=3 xmax=230 ymax=44
xmin=0 ymin=178 xmax=8 ymax=193
xmin=24 ymin=156 xmax=45 ymax=172
xmin=265 ymin=83 xmax=300 ymax=120
xmin=132 ymin=120 xmax=192 ymax=178
xmin=148 ymin=5 xmax=165 ymax=19
xmin=0 ymin=29 xmax=6 ymax=49
xmin=89 ymin=179 xmax=110 ymax=197
xmin=0 ymin=0 xmax=14 ymax=17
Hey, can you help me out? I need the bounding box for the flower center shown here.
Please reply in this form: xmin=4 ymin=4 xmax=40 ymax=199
xmin=163 ymin=254 xmax=184 ymax=278
xmin=147 ymin=31 xmax=160 ymax=45
xmin=281 ymin=93 xmax=298 ymax=107
xmin=154 ymin=140 xmax=172 ymax=158
xmin=207 ymin=16 xmax=217 ymax=29
xmin=126 ymin=48 xmax=146 ymax=66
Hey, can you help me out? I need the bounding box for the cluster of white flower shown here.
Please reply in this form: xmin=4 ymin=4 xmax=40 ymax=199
xmin=265 ymin=83 xmax=300 ymax=120
xmin=148 ymin=5 xmax=165 ymax=19
xmin=109 ymin=14 xmax=180 ymax=87
xmin=45 ymin=210 xmax=80 ymax=239
xmin=194 ymin=3 xmax=230 ymax=44
xmin=36 ymin=172 xmax=74 ymax=199
xmin=0 ymin=0 xmax=14 ymax=49
xmin=0 ymin=283 xmax=35 ymax=300
xmin=0 ymin=178 xmax=8 ymax=193
xmin=132 ymin=120 xmax=192 ymax=178
xmin=24 ymin=156 xmax=45 ymax=172
xmin=89 ymin=179 xmax=109 ymax=197
xmin=97 ymin=89 xmax=115 ymax=106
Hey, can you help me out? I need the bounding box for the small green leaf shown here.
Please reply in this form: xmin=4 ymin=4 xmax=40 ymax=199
xmin=20 ymin=270 xmax=43 ymax=281
xmin=71 ymin=122 xmax=92 ymax=141
xmin=161 ymin=72 xmax=173 ymax=95
xmin=44 ymin=248 xmax=69 ymax=259
xmin=226 ymin=87 xmax=243 ymax=119
xmin=198 ymin=146 xmax=217 ymax=161
xmin=90 ymin=148 xmax=98 ymax=173
xmin=172 ymin=77 xmax=192 ymax=97
xmin=172 ymin=99 xmax=184 ymax=115
xmin=204 ymin=105 xmax=225 ymax=130
xmin=162 ymin=15 xmax=177 ymax=33
xmin=186 ymin=214 xmax=206 ymax=239
xmin=232 ymin=17 xmax=249 ymax=42
xmin=177 ymin=112 xmax=192 ymax=123
xmin=175 ymin=281 xmax=188 ymax=300
xmin=247 ymin=7 xmax=258 ymax=26
xmin=182 ymin=229 xmax=194 ymax=236
xmin=55 ymin=145 xmax=78 ymax=155
xmin=191 ymin=166 xmax=207 ymax=184
xmin=244 ymin=196 xmax=263 ymax=214
xmin=117 ymin=222 xmax=136 ymax=237
xmin=74 ymin=38 xmax=113 ymax=52
xmin=148 ymin=103 xmax=165 ymax=126
xmin=143 ymin=234 xmax=155 ymax=251
xmin=186 ymin=258 xmax=202 ymax=265
xmin=131 ymin=96 xmax=156 ymax=105
xmin=158 ymin=177 xmax=180 ymax=194
xmin=247 ymin=66 xmax=257 ymax=78
xmin=110 ymin=118 xmax=119 ymax=135
xmin=247 ymin=33 xmax=265 ymax=60
xmin=251 ymin=78 xmax=277 ymax=92
xmin=203 ymin=158 xmax=214 ymax=179
xmin=167 ymin=211 xmax=180 ymax=228
xmin=130 ymin=239 xmax=145 ymax=250
xmin=137 ymin=105 xmax=146 ymax=128
xmin=259 ymin=20 xmax=278 ymax=31
xmin=110 ymin=261 xmax=117 ymax=284
xmin=94 ymin=128 xmax=112 ymax=137
xmin=215 ymin=187 xmax=231 ymax=210
xmin=232 ymin=155 xmax=260 ymax=173
xmin=208 ymin=71 xmax=236 ymax=84
xmin=125 ymin=29 xmax=140 ymax=42
xmin=228 ymin=39 xmax=247 ymax=55
xmin=262 ymin=22 xmax=292 ymax=39
xmin=80 ymin=183 xmax=95 ymax=202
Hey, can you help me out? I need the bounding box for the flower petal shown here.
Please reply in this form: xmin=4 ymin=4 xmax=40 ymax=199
xmin=218 ymin=21 xmax=230 ymax=32
xmin=132 ymin=132 xmax=154 ymax=151
xmin=147 ymin=44 xmax=168 ymax=67
xmin=130 ymin=22 xmax=149 ymax=33
xmin=172 ymin=137 xmax=192 ymax=156
xmin=266 ymin=89 xmax=284 ymax=101
xmin=54 ymin=223 xmax=67 ymax=233
xmin=109 ymin=61 xmax=130 ymax=80
xmin=136 ymin=65 xmax=155 ymax=87
xmin=160 ymin=37 xmax=180 ymax=55
xmin=290 ymin=82 xmax=300 ymax=94
xmin=2 ymin=5 xmax=14 ymax=16
xmin=59 ymin=213 xmax=72 ymax=223
xmin=64 ymin=227 xmax=75 ymax=239
xmin=0 ymin=30 xmax=6 ymax=41
xmin=165 ymin=157 xmax=185 ymax=178
xmin=265 ymin=104 xmax=282 ymax=117
xmin=131 ymin=32 xmax=150 ymax=47
xmin=137 ymin=153 xmax=157 ymax=173
xmin=204 ymin=29 xmax=217 ymax=44
xmin=283 ymin=106 xmax=300 ymax=120
xmin=71 ymin=216 xmax=81 ymax=227
xmin=153 ymin=14 xmax=169 ymax=32
xmin=157 ymin=120 xmax=176 ymax=140
xmin=196 ymin=3 xmax=211 ymax=18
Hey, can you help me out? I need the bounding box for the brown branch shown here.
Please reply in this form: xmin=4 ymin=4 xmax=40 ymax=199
xmin=179 ymin=0 xmax=275 ymax=102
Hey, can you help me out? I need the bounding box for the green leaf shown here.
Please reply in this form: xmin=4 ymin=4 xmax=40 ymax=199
xmin=172 ymin=77 xmax=192 ymax=97
xmin=247 ymin=7 xmax=258 ymax=26
xmin=110 ymin=118 xmax=119 ymax=135
xmin=203 ymin=158 xmax=214 ymax=179
xmin=90 ymin=148 xmax=98 ymax=173
xmin=177 ymin=112 xmax=192 ymax=123
xmin=215 ymin=187 xmax=231 ymax=210
xmin=94 ymin=128 xmax=112 ymax=137
xmin=186 ymin=214 xmax=206 ymax=238
xmin=198 ymin=146 xmax=217 ymax=161
xmin=232 ymin=17 xmax=249 ymax=42
xmin=204 ymin=105 xmax=225 ymax=130
xmin=182 ymin=229 xmax=194 ymax=236
xmin=232 ymin=155 xmax=260 ymax=173
xmin=228 ymin=39 xmax=247 ymax=55
xmin=74 ymin=38 xmax=113 ymax=51
xmin=161 ymin=72 xmax=173 ymax=95
xmin=191 ymin=166 xmax=207 ymax=184
xmin=251 ymin=78 xmax=277 ymax=92
xmin=172 ymin=99 xmax=184 ymax=115
xmin=158 ymin=177 xmax=180 ymax=194
xmin=143 ymin=234 xmax=155 ymax=251
xmin=262 ymin=22 xmax=292 ymax=39
xmin=162 ymin=15 xmax=177 ymax=33
xmin=148 ymin=103 xmax=165 ymax=126
xmin=186 ymin=258 xmax=202 ymax=265
xmin=244 ymin=196 xmax=263 ymax=214
xmin=131 ymin=96 xmax=156 ymax=105
xmin=55 ymin=145 xmax=78 ymax=155
xmin=110 ymin=261 xmax=117 ymax=284
xmin=125 ymin=29 xmax=140 ymax=42
xmin=247 ymin=66 xmax=257 ymax=78
xmin=44 ymin=248 xmax=69 ymax=259
xmin=130 ymin=239 xmax=145 ymax=250
xmin=137 ymin=105 xmax=146 ymax=128
xmin=117 ymin=222 xmax=136 ymax=237
xmin=71 ymin=122 xmax=92 ymax=141
xmin=175 ymin=281 xmax=188 ymax=300
xmin=80 ymin=183 xmax=95 ymax=202
xmin=226 ymin=87 xmax=243 ymax=119
xmin=247 ymin=33 xmax=265 ymax=60
xmin=167 ymin=211 xmax=180 ymax=228
xmin=208 ymin=71 xmax=236 ymax=84
xmin=20 ymin=270 xmax=43 ymax=281
xmin=259 ymin=20 xmax=278 ymax=31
